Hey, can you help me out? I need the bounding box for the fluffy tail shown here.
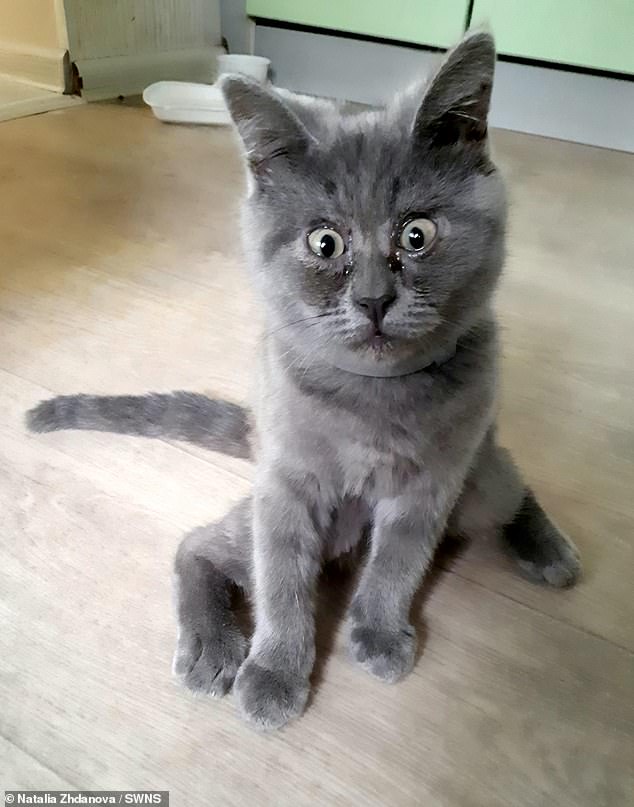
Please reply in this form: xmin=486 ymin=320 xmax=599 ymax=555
xmin=26 ymin=391 xmax=252 ymax=459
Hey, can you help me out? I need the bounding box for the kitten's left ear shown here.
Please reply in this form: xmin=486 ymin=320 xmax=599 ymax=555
xmin=220 ymin=75 xmax=313 ymax=178
xmin=414 ymin=31 xmax=496 ymax=148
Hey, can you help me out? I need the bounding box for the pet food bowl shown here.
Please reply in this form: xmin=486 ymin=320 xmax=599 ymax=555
xmin=143 ymin=54 xmax=271 ymax=125
xmin=142 ymin=81 xmax=231 ymax=125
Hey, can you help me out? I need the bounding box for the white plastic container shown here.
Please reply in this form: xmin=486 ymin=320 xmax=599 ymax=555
xmin=142 ymin=81 xmax=231 ymax=125
xmin=143 ymin=54 xmax=271 ymax=126
xmin=216 ymin=54 xmax=270 ymax=83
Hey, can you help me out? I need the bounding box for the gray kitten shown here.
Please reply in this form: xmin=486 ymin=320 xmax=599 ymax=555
xmin=27 ymin=32 xmax=580 ymax=731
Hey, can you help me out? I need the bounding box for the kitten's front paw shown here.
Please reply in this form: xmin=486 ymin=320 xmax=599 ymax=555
xmin=349 ymin=622 xmax=417 ymax=683
xmin=173 ymin=626 xmax=247 ymax=698
xmin=233 ymin=658 xmax=309 ymax=731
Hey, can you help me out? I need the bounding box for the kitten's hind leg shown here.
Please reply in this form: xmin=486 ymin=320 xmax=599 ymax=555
xmin=502 ymin=491 xmax=581 ymax=587
xmin=173 ymin=497 xmax=252 ymax=697
xmin=450 ymin=429 xmax=581 ymax=587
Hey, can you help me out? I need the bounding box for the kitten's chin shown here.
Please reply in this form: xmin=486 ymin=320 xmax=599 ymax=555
xmin=367 ymin=333 xmax=391 ymax=354
xmin=322 ymin=338 xmax=454 ymax=378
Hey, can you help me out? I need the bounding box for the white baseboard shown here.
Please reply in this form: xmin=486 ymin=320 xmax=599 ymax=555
xmin=0 ymin=41 xmax=68 ymax=93
xmin=76 ymin=46 xmax=225 ymax=101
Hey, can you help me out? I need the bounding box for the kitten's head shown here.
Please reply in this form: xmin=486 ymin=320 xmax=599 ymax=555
xmin=222 ymin=32 xmax=505 ymax=375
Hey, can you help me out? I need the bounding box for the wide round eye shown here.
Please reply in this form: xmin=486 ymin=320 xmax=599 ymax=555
xmin=399 ymin=217 xmax=438 ymax=253
xmin=307 ymin=227 xmax=345 ymax=259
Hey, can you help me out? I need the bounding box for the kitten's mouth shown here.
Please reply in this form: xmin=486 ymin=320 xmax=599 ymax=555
xmin=367 ymin=328 xmax=393 ymax=355
xmin=345 ymin=326 xmax=397 ymax=357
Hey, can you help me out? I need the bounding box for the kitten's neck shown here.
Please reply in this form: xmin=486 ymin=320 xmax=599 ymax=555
xmin=279 ymin=308 xmax=490 ymax=380
xmin=268 ymin=318 xmax=497 ymax=404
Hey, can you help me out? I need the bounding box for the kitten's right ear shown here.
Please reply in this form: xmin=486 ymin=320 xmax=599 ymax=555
xmin=220 ymin=76 xmax=313 ymax=179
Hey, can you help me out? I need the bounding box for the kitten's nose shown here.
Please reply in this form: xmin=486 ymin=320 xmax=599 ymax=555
xmin=353 ymin=293 xmax=396 ymax=328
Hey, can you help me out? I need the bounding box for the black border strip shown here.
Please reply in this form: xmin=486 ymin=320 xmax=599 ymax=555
xmin=465 ymin=0 xmax=476 ymax=31
xmin=251 ymin=16 xmax=634 ymax=83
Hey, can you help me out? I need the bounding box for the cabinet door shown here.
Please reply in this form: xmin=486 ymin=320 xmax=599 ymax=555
xmin=471 ymin=0 xmax=634 ymax=75
xmin=246 ymin=0 xmax=469 ymax=49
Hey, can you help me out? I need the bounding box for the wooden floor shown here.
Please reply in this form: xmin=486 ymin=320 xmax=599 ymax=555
xmin=0 ymin=78 xmax=81 ymax=123
xmin=1 ymin=103 xmax=633 ymax=806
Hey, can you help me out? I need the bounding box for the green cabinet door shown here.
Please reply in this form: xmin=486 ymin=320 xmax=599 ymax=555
xmin=246 ymin=0 xmax=470 ymax=49
xmin=471 ymin=0 xmax=634 ymax=75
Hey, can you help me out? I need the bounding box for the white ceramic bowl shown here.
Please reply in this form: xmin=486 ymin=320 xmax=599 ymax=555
xmin=216 ymin=54 xmax=270 ymax=83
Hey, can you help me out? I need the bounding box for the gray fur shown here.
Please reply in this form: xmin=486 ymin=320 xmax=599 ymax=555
xmin=503 ymin=491 xmax=581 ymax=587
xmin=26 ymin=32 xmax=581 ymax=731
xmin=182 ymin=31 xmax=579 ymax=731
xmin=27 ymin=392 xmax=251 ymax=458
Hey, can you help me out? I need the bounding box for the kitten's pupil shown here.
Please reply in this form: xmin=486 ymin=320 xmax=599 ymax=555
xmin=407 ymin=227 xmax=424 ymax=250
xmin=308 ymin=227 xmax=344 ymax=258
xmin=399 ymin=217 xmax=437 ymax=253
xmin=320 ymin=234 xmax=336 ymax=258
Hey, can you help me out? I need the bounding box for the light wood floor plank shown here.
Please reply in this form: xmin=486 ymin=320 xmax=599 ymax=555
xmin=0 ymin=737 xmax=76 ymax=791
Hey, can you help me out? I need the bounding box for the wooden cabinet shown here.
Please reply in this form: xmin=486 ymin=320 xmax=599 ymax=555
xmin=472 ymin=0 xmax=634 ymax=74
xmin=246 ymin=0 xmax=470 ymax=49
